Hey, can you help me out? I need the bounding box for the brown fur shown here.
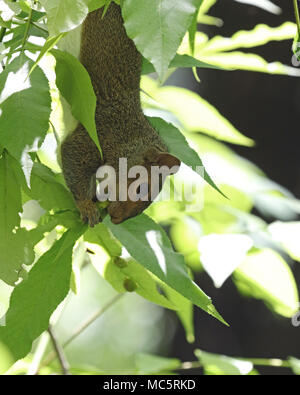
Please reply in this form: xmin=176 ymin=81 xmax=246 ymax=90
xmin=61 ymin=3 xmax=180 ymax=226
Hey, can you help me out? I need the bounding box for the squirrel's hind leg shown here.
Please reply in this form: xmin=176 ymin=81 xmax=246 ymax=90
xmin=61 ymin=125 xmax=102 ymax=227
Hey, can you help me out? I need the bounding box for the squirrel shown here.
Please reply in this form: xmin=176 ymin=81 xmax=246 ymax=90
xmin=60 ymin=3 xmax=181 ymax=227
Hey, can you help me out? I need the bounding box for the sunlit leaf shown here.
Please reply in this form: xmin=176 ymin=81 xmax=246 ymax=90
xmin=195 ymin=349 xmax=254 ymax=375
xmin=198 ymin=0 xmax=217 ymax=16
xmin=0 ymin=152 xmax=35 ymax=285
xmin=148 ymin=84 xmax=254 ymax=146
xmin=104 ymin=214 xmax=227 ymax=325
xmin=161 ymin=282 xmax=195 ymax=343
xmin=122 ymin=0 xmax=203 ymax=80
xmin=0 ymin=342 xmax=14 ymax=374
xmin=199 ymin=23 xmax=295 ymax=53
xmin=234 ymin=0 xmax=281 ymax=15
xmin=199 ymin=234 xmax=253 ymax=288
xmin=148 ymin=116 xmax=224 ymax=195
xmin=0 ymin=55 xmax=51 ymax=162
xmin=0 ymin=224 xmax=86 ymax=361
xmin=88 ymin=242 xmax=177 ymax=310
xmin=268 ymin=222 xmax=300 ymax=262
xmin=51 ymin=49 xmax=102 ymax=155
xmin=135 ymin=353 xmax=181 ymax=374
xmin=40 ymin=0 xmax=88 ymax=37
xmin=197 ymin=51 xmax=300 ymax=77
xmin=142 ymin=53 xmax=221 ymax=75
xmin=234 ymin=249 xmax=299 ymax=317
xmin=29 ymin=163 xmax=76 ymax=212
xmin=289 ymin=357 xmax=300 ymax=375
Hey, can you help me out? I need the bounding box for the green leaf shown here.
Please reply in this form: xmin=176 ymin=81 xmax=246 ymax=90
xmin=0 ymin=228 xmax=35 ymax=286
xmin=178 ymin=22 xmax=299 ymax=76
xmin=0 ymin=224 xmax=86 ymax=361
xmin=39 ymin=0 xmax=89 ymax=37
xmin=29 ymin=34 xmax=65 ymax=77
xmin=195 ymin=349 xmax=254 ymax=375
xmin=0 ymin=342 xmax=14 ymax=374
xmin=146 ymin=82 xmax=254 ymax=146
xmin=122 ymin=0 xmax=203 ymax=80
xmin=289 ymin=357 xmax=300 ymax=375
xmin=148 ymin=116 xmax=225 ymax=196
xmin=198 ymin=233 xmax=253 ymax=288
xmin=86 ymin=0 xmax=120 ymax=13
xmin=235 ymin=0 xmax=281 ymax=15
xmin=0 ymin=151 xmax=22 ymax=232
xmin=161 ymin=283 xmax=195 ymax=343
xmin=0 ymin=55 xmax=51 ymax=161
xmin=199 ymin=22 xmax=296 ymax=54
xmin=87 ymin=0 xmax=106 ymax=12
xmin=19 ymin=1 xmax=32 ymax=14
xmin=234 ymin=249 xmax=299 ymax=318
xmin=188 ymin=8 xmax=199 ymax=55
xmin=70 ymin=240 xmax=87 ymax=294
xmin=197 ymin=51 xmax=300 ymax=77
xmin=104 ymin=214 xmax=227 ymax=324
xmin=51 ymin=49 xmax=102 ymax=156
xmin=199 ymin=0 xmax=217 ymax=16
xmin=85 ymin=223 xmax=122 ymax=257
xmin=29 ymin=163 xmax=76 ymax=212
xmin=88 ymin=243 xmax=177 ymax=310
xmin=142 ymin=53 xmax=221 ymax=75
xmin=134 ymin=353 xmax=181 ymax=374
xmin=0 ymin=0 xmax=21 ymax=21
xmin=0 ymin=15 xmax=11 ymax=28
xmin=27 ymin=214 xmax=61 ymax=246
xmin=268 ymin=222 xmax=300 ymax=262
xmin=170 ymin=216 xmax=202 ymax=269
xmin=0 ymin=151 xmax=35 ymax=285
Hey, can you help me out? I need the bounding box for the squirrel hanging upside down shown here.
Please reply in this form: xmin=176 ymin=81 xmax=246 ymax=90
xmin=60 ymin=3 xmax=181 ymax=227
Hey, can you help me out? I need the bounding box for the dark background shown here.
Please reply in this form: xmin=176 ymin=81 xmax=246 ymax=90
xmin=169 ymin=0 xmax=300 ymax=375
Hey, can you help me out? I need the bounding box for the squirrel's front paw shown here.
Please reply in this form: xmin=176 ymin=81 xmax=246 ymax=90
xmin=77 ymin=200 xmax=101 ymax=228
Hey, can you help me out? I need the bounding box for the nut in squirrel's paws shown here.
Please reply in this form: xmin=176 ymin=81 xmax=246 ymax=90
xmin=77 ymin=200 xmax=101 ymax=228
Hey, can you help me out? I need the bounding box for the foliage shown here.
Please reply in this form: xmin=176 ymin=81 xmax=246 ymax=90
xmin=0 ymin=0 xmax=299 ymax=375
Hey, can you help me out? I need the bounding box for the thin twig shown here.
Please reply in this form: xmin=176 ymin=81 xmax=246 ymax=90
xmin=41 ymin=293 xmax=124 ymax=368
xmin=243 ymin=358 xmax=290 ymax=368
xmin=180 ymin=357 xmax=291 ymax=371
xmin=48 ymin=326 xmax=71 ymax=375
xmin=180 ymin=361 xmax=202 ymax=370
xmin=293 ymin=0 xmax=300 ymax=33
xmin=65 ymin=293 xmax=124 ymax=349
xmin=27 ymin=332 xmax=50 ymax=375
xmin=21 ymin=7 xmax=33 ymax=52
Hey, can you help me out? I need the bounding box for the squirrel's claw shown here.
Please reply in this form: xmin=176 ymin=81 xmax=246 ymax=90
xmin=77 ymin=200 xmax=101 ymax=228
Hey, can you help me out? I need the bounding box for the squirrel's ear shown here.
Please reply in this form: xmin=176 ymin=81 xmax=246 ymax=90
xmin=157 ymin=153 xmax=181 ymax=173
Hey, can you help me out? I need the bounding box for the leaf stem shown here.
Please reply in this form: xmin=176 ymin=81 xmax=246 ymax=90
xmin=293 ymin=0 xmax=300 ymax=33
xmin=48 ymin=326 xmax=70 ymax=375
xmin=180 ymin=357 xmax=291 ymax=371
xmin=21 ymin=7 xmax=33 ymax=52
xmin=244 ymin=358 xmax=291 ymax=368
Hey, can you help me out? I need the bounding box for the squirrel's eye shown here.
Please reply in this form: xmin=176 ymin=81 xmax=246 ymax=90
xmin=136 ymin=182 xmax=149 ymax=197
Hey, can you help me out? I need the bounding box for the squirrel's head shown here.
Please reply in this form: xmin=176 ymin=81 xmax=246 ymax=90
xmin=97 ymin=147 xmax=181 ymax=224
